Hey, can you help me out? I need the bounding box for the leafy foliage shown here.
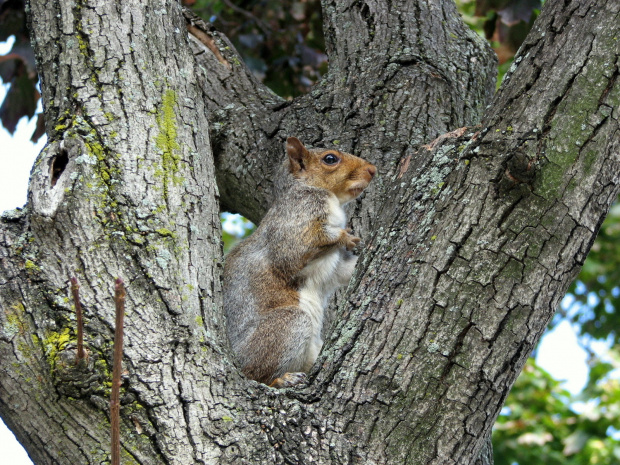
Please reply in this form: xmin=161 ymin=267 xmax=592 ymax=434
xmin=456 ymin=0 xmax=541 ymax=86
xmin=0 ymin=0 xmax=44 ymax=141
xmin=188 ymin=0 xmax=326 ymax=99
xmin=495 ymin=357 xmax=620 ymax=465
xmin=563 ymin=203 xmax=620 ymax=347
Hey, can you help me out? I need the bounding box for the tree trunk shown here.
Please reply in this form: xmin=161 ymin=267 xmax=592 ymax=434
xmin=1 ymin=0 xmax=618 ymax=464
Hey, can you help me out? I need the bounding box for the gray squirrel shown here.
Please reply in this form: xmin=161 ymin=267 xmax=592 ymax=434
xmin=223 ymin=137 xmax=376 ymax=387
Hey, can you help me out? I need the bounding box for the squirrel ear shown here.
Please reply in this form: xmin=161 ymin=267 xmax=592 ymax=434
xmin=286 ymin=137 xmax=308 ymax=172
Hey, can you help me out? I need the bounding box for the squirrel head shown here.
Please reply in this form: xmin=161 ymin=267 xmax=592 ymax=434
xmin=286 ymin=137 xmax=377 ymax=205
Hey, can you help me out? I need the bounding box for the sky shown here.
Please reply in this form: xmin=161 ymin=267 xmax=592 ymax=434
xmin=0 ymin=38 xmax=605 ymax=465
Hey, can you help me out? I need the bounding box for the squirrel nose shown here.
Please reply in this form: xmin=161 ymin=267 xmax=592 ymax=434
xmin=366 ymin=165 xmax=377 ymax=178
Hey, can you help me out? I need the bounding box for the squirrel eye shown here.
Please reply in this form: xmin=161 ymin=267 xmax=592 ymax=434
xmin=322 ymin=153 xmax=339 ymax=165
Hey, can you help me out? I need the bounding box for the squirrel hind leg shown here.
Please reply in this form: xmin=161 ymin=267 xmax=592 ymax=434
xmin=335 ymin=250 xmax=358 ymax=285
xmin=269 ymin=372 xmax=308 ymax=388
xmin=240 ymin=306 xmax=313 ymax=386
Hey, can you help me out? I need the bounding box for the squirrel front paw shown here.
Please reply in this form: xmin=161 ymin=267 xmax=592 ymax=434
xmin=269 ymin=372 xmax=308 ymax=388
xmin=342 ymin=228 xmax=361 ymax=251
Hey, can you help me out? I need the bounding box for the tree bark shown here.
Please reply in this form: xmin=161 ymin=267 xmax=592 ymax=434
xmin=0 ymin=0 xmax=618 ymax=464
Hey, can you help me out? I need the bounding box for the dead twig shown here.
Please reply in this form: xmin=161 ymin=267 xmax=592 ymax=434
xmin=111 ymin=278 xmax=126 ymax=465
xmin=70 ymin=277 xmax=86 ymax=362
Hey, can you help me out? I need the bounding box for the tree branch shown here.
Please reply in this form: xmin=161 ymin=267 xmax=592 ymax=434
xmin=312 ymin=1 xmax=620 ymax=461
xmin=183 ymin=3 xmax=497 ymax=223
xmin=3 ymin=1 xmax=228 ymax=462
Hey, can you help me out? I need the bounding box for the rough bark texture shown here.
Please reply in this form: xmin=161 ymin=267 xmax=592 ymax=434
xmin=0 ymin=0 xmax=618 ymax=464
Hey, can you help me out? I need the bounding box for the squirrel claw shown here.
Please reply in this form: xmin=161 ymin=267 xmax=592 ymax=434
xmin=341 ymin=228 xmax=361 ymax=251
xmin=345 ymin=234 xmax=361 ymax=251
xmin=269 ymin=372 xmax=308 ymax=388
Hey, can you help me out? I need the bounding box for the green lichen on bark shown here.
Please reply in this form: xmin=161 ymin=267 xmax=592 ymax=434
xmin=154 ymin=89 xmax=184 ymax=200
xmin=43 ymin=327 xmax=73 ymax=373
xmin=3 ymin=302 xmax=27 ymax=340
xmin=53 ymin=115 xmax=129 ymax=238
xmin=534 ymin=38 xmax=620 ymax=200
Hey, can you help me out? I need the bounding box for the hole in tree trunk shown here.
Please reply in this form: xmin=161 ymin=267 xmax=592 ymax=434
xmin=50 ymin=150 xmax=69 ymax=187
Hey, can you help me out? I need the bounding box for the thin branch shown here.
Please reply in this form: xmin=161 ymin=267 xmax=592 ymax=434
xmin=70 ymin=277 xmax=85 ymax=362
xmin=111 ymin=278 xmax=126 ymax=465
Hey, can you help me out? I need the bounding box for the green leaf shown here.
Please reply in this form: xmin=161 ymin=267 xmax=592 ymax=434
xmin=0 ymin=66 xmax=38 ymax=134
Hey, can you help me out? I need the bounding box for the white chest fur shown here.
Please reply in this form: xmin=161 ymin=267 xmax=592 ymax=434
xmin=297 ymin=196 xmax=353 ymax=370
